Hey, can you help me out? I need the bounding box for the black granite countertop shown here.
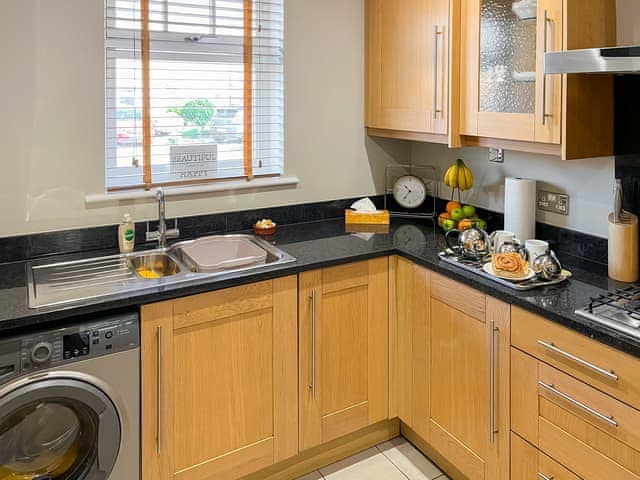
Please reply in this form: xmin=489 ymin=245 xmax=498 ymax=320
xmin=1 ymin=218 xmax=638 ymax=357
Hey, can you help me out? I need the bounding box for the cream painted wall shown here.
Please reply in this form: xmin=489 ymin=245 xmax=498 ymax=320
xmin=0 ymin=0 xmax=409 ymax=237
xmin=1 ymin=1 xmax=636 ymax=238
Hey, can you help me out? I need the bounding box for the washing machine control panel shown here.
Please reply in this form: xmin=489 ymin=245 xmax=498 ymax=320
xmin=0 ymin=311 xmax=140 ymax=381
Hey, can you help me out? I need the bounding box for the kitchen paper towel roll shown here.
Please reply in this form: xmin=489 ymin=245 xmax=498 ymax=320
xmin=504 ymin=177 xmax=536 ymax=242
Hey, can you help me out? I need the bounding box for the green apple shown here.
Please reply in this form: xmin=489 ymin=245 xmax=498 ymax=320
xmin=473 ymin=218 xmax=487 ymax=230
xmin=442 ymin=219 xmax=458 ymax=231
xmin=462 ymin=205 xmax=476 ymax=218
xmin=450 ymin=208 xmax=465 ymax=221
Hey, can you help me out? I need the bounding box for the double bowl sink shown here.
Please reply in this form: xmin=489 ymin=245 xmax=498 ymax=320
xmin=28 ymin=235 xmax=296 ymax=308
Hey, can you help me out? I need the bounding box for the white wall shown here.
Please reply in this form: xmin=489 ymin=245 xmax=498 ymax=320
xmin=411 ymin=143 xmax=614 ymax=237
xmin=0 ymin=0 xmax=409 ymax=237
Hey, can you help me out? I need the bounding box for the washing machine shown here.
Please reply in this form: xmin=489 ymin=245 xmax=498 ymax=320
xmin=0 ymin=310 xmax=140 ymax=480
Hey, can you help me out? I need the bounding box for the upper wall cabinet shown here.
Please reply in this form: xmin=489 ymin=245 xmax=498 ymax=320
xmin=365 ymin=0 xmax=617 ymax=160
xmin=460 ymin=0 xmax=616 ymax=159
xmin=366 ymin=0 xmax=453 ymax=144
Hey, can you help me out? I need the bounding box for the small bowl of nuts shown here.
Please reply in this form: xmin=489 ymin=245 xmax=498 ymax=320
xmin=253 ymin=218 xmax=277 ymax=236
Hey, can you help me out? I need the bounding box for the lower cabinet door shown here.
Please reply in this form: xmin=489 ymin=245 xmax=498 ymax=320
xmin=511 ymin=433 xmax=582 ymax=480
xmin=141 ymin=277 xmax=298 ymax=480
xmin=512 ymin=347 xmax=640 ymax=480
xmin=416 ymin=274 xmax=510 ymax=480
xmin=298 ymin=258 xmax=389 ymax=451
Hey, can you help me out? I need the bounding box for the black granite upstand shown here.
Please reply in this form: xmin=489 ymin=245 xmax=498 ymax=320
xmin=1 ymin=218 xmax=637 ymax=357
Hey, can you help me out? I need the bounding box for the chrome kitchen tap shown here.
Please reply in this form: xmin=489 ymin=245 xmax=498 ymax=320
xmin=146 ymin=188 xmax=180 ymax=248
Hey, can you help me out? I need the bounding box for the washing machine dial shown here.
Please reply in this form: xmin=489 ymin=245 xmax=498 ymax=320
xmin=31 ymin=342 xmax=53 ymax=365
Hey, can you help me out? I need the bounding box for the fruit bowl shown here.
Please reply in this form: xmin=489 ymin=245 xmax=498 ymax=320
xmin=438 ymin=202 xmax=487 ymax=232
xmin=253 ymin=219 xmax=277 ymax=236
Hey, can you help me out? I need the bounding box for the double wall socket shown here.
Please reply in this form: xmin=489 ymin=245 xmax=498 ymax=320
xmin=538 ymin=190 xmax=569 ymax=216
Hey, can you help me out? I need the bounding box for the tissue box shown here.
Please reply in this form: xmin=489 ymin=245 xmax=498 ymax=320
xmin=344 ymin=209 xmax=390 ymax=225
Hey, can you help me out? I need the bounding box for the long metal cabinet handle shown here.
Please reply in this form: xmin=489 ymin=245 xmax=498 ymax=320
xmin=537 ymin=340 xmax=619 ymax=381
xmin=433 ymin=25 xmax=442 ymax=120
xmin=489 ymin=320 xmax=498 ymax=443
xmin=156 ymin=325 xmax=162 ymax=454
xmin=540 ymin=10 xmax=550 ymax=125
xmin=538 ymin=381 xmax=618 ymax=427
xmin=538 ymin=473 xmax=554 ymax=480
xmin=309 ymin=290 xmax=317 ymax=398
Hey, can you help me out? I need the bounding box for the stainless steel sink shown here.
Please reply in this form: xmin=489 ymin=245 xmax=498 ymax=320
xmin=129 ymin=252 xmax=181 ymax=279
xmin=28 ymin=234 xmax=295 ymax=308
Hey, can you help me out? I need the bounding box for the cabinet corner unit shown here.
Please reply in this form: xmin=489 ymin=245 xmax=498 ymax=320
xmin=390 ymin=258 xmax=511 ymax=480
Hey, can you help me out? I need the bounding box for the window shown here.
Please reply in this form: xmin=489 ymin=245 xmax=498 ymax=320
xmin=105 ymin=0 xmax=284 ymax=191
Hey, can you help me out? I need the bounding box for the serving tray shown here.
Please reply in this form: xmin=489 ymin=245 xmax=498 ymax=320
xmin=438 ymin=250 xmax=572 ymax=291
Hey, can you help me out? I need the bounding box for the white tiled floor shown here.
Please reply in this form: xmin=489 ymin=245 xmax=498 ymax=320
xmin=296 ymin=437 xmax=450 ymax=480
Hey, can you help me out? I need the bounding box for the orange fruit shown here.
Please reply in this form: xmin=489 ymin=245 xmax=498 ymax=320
xmin=446 ymin=201 xmax=461 ymax=214
xmin=438 ymin=212 xmax=451 ymax=228
xmin=458 ymin=218 xmax=473 ymax=231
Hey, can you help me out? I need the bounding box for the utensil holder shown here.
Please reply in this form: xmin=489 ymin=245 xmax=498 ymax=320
xmin=608 ymin=212 xmax=639 ymax=282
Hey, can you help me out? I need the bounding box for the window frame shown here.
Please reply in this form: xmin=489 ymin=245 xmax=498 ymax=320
xmin=104 ymin=0 xmax=283 ymax=192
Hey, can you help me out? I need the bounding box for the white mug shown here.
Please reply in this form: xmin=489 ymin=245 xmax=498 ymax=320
xmin=525 ymin=239 xmax=549 ymax=267
xmin=489 ymin=230 xmax=516 ymax=252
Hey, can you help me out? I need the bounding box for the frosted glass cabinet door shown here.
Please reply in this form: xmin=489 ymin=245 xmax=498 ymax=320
xmin=479 ymin=0 xmax=537 ymax=115
xmin=460 ymin=0 xmax=562 ymax=144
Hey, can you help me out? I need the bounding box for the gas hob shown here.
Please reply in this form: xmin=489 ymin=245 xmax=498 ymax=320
xmin=575 ymin=286 xmax=640 ymax=339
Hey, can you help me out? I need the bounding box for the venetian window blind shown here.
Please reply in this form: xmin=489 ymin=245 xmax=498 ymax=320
xmin=104 ymin=0 xmax=284 ymax=190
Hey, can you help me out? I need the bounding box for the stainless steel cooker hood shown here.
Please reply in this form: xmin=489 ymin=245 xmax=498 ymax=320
xmin=545 ymin=45 xmax=640 ymax=74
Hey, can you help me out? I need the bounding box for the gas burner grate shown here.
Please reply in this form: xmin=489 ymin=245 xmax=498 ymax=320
xmin=587 ymin=286 xmax=640 ymax=318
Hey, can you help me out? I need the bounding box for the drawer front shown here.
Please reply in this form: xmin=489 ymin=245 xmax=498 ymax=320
xmin=430 ymin=272 xmax=485 ymax=321
xmin=511 ymin=432 xmax=581 ymax=480
xmin=511 ymin=347 xmax=640 ymax=480
xmin=172 ymin=280 xmax=273 ymax=330
xmin=512 ymin=306 xmax=640 ymax=411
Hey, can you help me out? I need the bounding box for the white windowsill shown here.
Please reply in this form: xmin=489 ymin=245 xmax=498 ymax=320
xmin=85 ymin=176 xmax=299 ymax=205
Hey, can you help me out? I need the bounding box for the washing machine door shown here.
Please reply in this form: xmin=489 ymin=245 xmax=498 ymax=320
xmin=0 ymin=378 xmax=121 ymax=480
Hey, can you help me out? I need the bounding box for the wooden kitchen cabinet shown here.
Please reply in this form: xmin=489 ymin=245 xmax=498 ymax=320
xmin=141 ymin=277 xmax=298 ymax=480
xmin=511 ymin=432 xmax=582 ymax=480
xmin=298 ymin=258 xmax=389 ymax=451
xmin=389 ymin=257 xmax=431 ymax=432
xmin=460 ymin=0 xmax=616 ymax=159
xmin=424 ymin=273 xmax=510 ymax=480
xmin=366 ymin=0 xmax=453 ymax=143
xmin=511 ymin=307 xmax=640 ymax=480
xmin=391 ymin=263 xmax=511 ymax=480
xmin=511 ymin=346 xmax=640 ymax=480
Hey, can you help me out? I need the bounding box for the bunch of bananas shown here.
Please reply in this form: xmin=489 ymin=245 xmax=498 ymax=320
xmin=444 ymin=158 xmax=474 ymax=192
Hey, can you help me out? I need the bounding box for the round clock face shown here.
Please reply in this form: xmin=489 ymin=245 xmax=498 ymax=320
xmin=392 ymin=175 xmax=427 ymax=209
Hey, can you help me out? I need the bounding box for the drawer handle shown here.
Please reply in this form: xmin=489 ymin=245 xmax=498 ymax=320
xmin=538 ymin=381 xmax=618 ymax=427
xmin=538 ymin=473 xmax=554 ymax=480
xmin=537 ymin=340 xmax=619 ymax=381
